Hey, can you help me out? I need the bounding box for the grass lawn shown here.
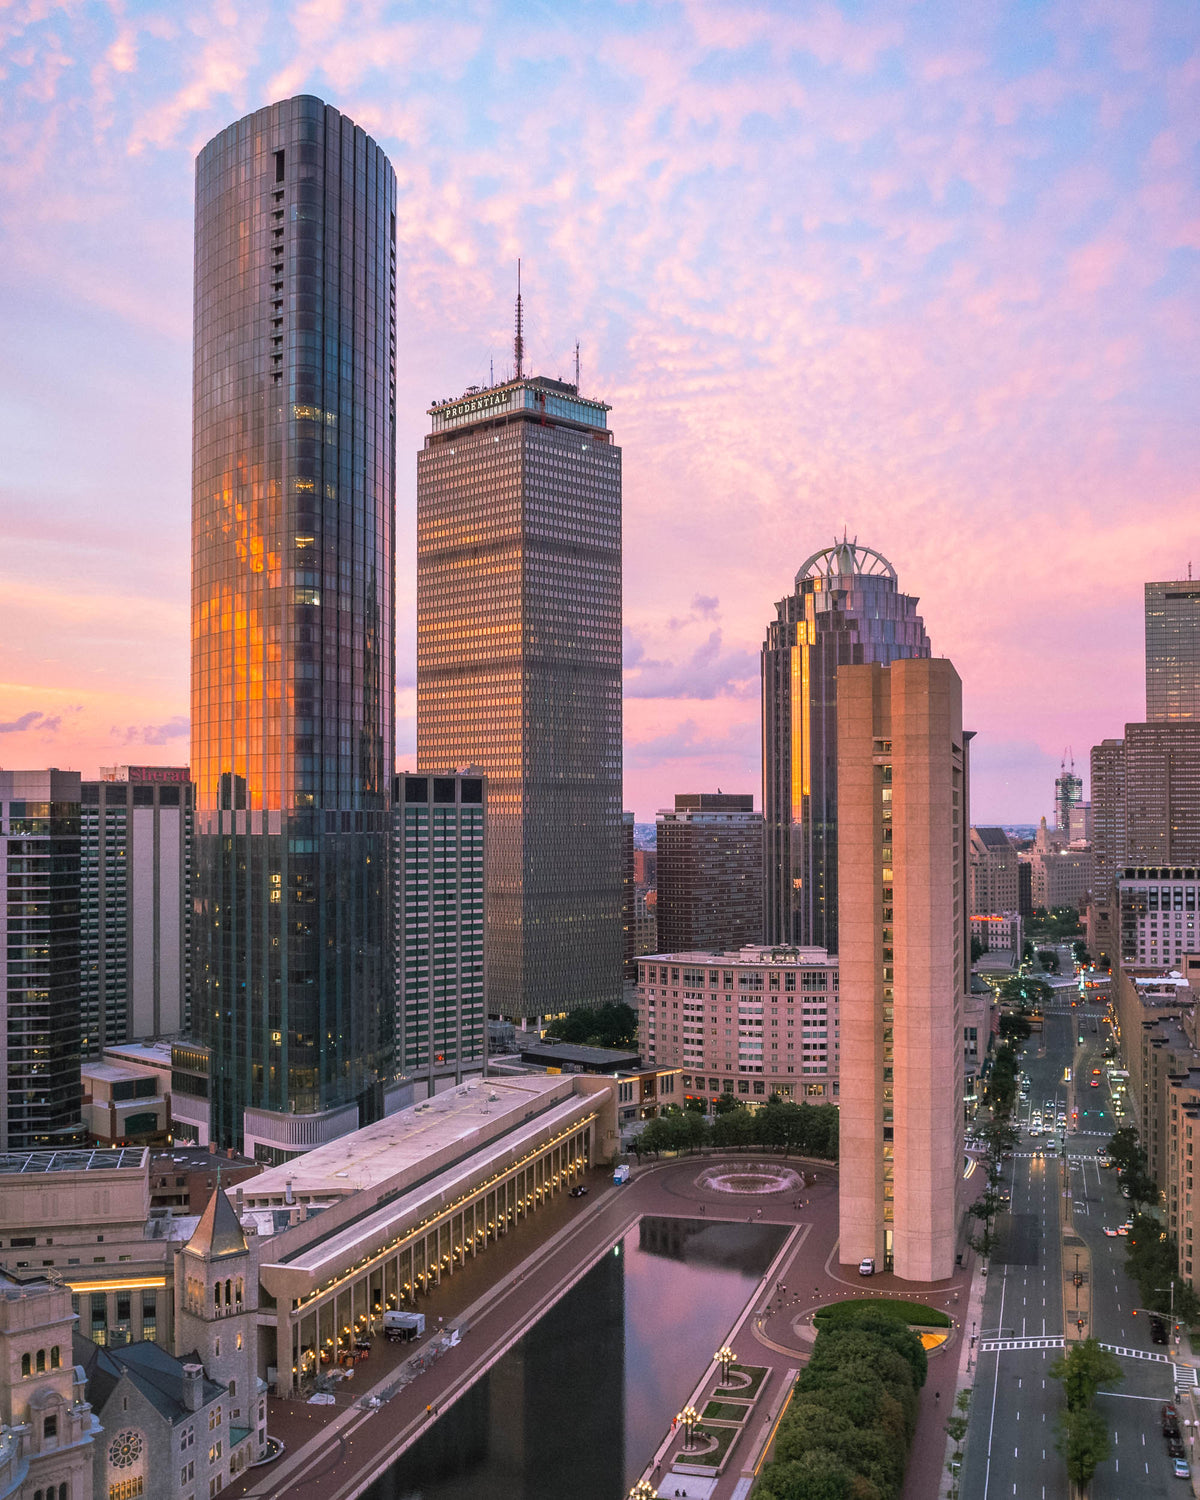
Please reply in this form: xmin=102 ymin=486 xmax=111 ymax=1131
xmin=716 ymin=1363 xmax=767 ymax=1400
xmin=683 ymin=1423 xmax=739 ymax=1469
xmin=702 ymin=1399 xmax=750 ymax=1423
xmin=813 ymin=1298 xmax=951 ymax=1330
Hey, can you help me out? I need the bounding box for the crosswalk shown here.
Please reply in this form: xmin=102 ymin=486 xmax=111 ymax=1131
xmin=1097 ymin=1343 xmax=1170 ymax=1363
xmin=980 ymin=1337 xmax=1064 ymax=1352
xmin=1175 ymin=1365 xmax=1198 ymax=1390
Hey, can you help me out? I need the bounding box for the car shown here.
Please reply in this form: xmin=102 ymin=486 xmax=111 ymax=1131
xmin=1091 ymin=1080 xmax=1100 ymax=1087
xmin=1121 ymin=1186 xmax=1132 ymax=1198
xmin=569 ymin=1185 xmax=588 ymax=1198
xmin=1117 ymin=1225 xmax=1130 ymax=1236
xmin=1163 ymin=1402 xmax=1179 ymax=1427
xmin=858 ymin=1258 xmax=875 ymax=1277
xmin=1103 ymin=1227 xmax=1118 ymax=1237
xmin=1169 ymin=1436 xmax=1186 ymax=1458
xmin=1100 ymin=1158 xmax=1115 ymax=1169
xmin=1092 ymin=1068 xmax=1101 ymax=1076
xmin=1150 ymin=1316 xmax=1169 ymax=1345
xmin=1175 ymin=1457 xmax=1191 ymax=1479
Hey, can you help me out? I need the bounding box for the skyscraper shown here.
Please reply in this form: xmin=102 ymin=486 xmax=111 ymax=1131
xmin=656 ymin=794 xmax=764 ymax=954
xmin=417 ymin=372 xmax=622 ymax=1019
xmin=0 ymin=770 xmax=85 ymax=1151
xmin=1054 ymin=759 xmax=1083 ymax=838
xmin=762 ymin=540 xmax=930 ymax=954
xmin=80 ymin=766 xmax=193 ymax=1055
xmin=393 ymin=770 xmax=487 ymax=1098
xmin=1146 ymin=578 xmax=1200 ymax=721
xmin=191 ymin=97 xmax=396 ymax=1157
xmin=837 ymin=659 xmax=967 ymax=1283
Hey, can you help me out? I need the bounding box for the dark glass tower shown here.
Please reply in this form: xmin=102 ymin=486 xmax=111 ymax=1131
xmin=762 ymin=540 xmax=930 ymax=954
xmin=417 ymin=375 xmax=623 ymax=1018
xmin=1146 ymin=578 xmax=1200 ymax=721
xmin=191 ymin=97 xmax=396 ymax=1154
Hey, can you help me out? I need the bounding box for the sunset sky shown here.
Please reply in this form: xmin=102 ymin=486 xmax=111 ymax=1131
xmin=2 ymin=0 xmax=1198 ymax=822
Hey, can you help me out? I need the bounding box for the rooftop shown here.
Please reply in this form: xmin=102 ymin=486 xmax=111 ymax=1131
xmin=0 ymin=1147 xmax=147 ymax=1176
xmin=641 ymin=945 xmax=835 ymax=968
xmin=516 ymin=1039 xmax=640 ymax=1069
xmin=245 ymin=1075 xmax=576 ymax=1201
xmin=427 ymin=375 xmax=610 ymax=434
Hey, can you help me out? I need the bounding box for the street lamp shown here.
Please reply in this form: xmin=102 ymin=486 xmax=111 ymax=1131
xmin=628 ymin=1483 xmax=658 ymax=1500
xmin=678 ymin=1405 xmax=700 ymax=1450
xmin=715 ymin=1345 xmax=736 ymax=1385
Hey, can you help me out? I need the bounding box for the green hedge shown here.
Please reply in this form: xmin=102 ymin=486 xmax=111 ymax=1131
xmin=753 ymin=1308 xmax=928 ymax=1500
xmin=813 ymin=1298 xmax=950 ymax=1331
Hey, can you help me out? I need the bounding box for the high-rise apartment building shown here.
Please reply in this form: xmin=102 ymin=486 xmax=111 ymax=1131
xmin=190 ymin=97 xmax=396 ymax=1157
xmin=622 ymin=811 xmax=636 ymax=979
xmin=656 ymin=794 xmax=764 ymax=954
xmin=1055 ymin=761 xmax=1083 ymax=837
xmin=762 ymin=540 xmax=930 ymax=955
xmin=393 ymin=771 xmax=487 ymax=1099
xmin=417 ymin=374 xmax=622 ymax=1018
xmin=0 ymin=770 xmax=85 ymax=1152
xmin=80 ymin=766 xmax=193 ymax=1056
xmin=968 ymin=826 xmax=1019 ymax=915
xmin=837 ymin=659 xmax=967 ymax=1283
xmin=1146 ymin=578 xmax=1200 ymax=721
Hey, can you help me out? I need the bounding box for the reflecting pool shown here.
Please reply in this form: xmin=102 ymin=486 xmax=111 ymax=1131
xmin=360 ymin=1215 xmax=786 ymax=1500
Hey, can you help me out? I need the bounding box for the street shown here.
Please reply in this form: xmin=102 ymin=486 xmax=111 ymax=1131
xmin=960 ymin=966 xmax=1183 ymax=1499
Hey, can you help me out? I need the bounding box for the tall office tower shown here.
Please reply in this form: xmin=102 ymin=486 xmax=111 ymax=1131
xmin=968 ymin=827 xmax=1020 ymax=916
xmin=0 ymin=770 xmax=85 ymax=1151
xmin=762 ymin=540 xmax=930 ymax=955
xmin=622 ymin=811 xmax=636 ymax=980
xmin=417 ymin=373 xmax=622 ymax=1019
xmin=1055 ymin=759 xmax=1083 ymax=838
xmin=1147 ymin=578 xmax=1200 ymax=721
xmin=656 ymin=794 xmax=764 ymax=954
xmin=837 ymin=660 xmax=967 ymax=1283
xmin=80 ymin=766 xmax=193 ymax=1056
xmin=393 ymin=771 xmax=487 ymax=1099
xmin=191 ymin=97 xmax=396 ymax=1157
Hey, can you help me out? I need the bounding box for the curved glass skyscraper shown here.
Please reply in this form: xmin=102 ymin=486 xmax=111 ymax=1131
xmin=762 ymin=540 xmax=930 ymax=954
xmin=191 ymin=97 xmax=396 ymax=1155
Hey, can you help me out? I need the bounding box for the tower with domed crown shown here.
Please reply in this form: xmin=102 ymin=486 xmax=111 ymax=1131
xmin=173 ymin=1189 xmax=266 ymax=1459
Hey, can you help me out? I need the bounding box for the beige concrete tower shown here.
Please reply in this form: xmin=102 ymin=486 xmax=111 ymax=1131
xmin=837 ymin=658 xmax=967 ymax=1284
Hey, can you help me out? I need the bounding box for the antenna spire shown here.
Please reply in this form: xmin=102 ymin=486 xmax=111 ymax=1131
xmin=514 ymin=260 xmax=524 ymax=380
xmin=574 ymin=339 xmax=580 ymax=391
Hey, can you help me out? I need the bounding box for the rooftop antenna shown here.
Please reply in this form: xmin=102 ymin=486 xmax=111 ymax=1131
xmin=574 ymin=339 xmax=580 ymax=391
xmin=490 ymin=356 xmax=494 ymax=386
xmin=514 ymin=259 xmax=524 ymax=380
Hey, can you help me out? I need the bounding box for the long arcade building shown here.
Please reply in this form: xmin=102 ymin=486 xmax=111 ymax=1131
xmin=242 ymin=1073 xmax=616 ymax=1392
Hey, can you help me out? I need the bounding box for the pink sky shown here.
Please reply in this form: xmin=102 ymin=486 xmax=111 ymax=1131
xmin=2 ymin=1 xmax=1198 ymax=822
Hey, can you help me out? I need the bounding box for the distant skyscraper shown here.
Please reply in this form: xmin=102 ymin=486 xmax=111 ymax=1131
xmin=1 ymin=770 xmax=85 ymax=1151
xmin=656 ymin=794 xmax=764 ymax=954
xmin=1054 ymin=760 xmax=1083 ymax=838
xmin=393 ymin=771 xmax=487 ymax=1097
xmin=969 ymin=827 xmax=1019 ymax=916
xmin=622 ymin=811 xmax=636 ymax=979
xmin=762 ymin=540 xmax=930 ymax=954
xmin=80 ymin=766 xmax=193 ymax=1055
xmin=191 ymin=97 xmax=396 ymax=1157
xmin=837 ymin=659 xmax=967 ymax=1283
xmin=1146 ymin=578 xmax=1200 ymax=721
xmin=417 ymin=373 xmax=622 ymax=1018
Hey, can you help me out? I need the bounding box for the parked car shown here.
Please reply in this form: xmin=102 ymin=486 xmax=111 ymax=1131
xmin=858 ymin=1258 xmax=875 ymax=1277
xmin=1150 ymin=1316 xmax=1169 ymax=1345
xmin=1174 ymin=1457 xmax=1191 ymax=1479
xmin=569 ymin=1185 xmax=588 ymax=1198
xmin=1168 ymin=1436 xmax=1186 ymax=1458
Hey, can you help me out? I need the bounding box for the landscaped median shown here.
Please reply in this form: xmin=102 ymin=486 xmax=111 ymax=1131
xmin=673 ymin=1364 xmax=771 ymax=1476
xmin=753 ymin=1303 xmax=933 ymax=1500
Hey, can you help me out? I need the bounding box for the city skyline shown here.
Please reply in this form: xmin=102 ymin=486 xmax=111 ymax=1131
xmin=3 ymin=2 xmax=1199 ymax=824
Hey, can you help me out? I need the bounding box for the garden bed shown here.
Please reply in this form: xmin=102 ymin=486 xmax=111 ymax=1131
xmin=813 ymin=1298 xmax=950 ymax=1330
xmin=701 ymin=1399 xmax=751 ymax=1423
xmin=682 ymin=1422 xmax=739 ymax=1468
xmin=716 ymin=1362 xmax=767 ymax=1400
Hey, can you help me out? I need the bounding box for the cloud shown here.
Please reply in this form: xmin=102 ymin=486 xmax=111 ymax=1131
xmin=692 ymin=594 xmax=720 ymax=619
xmin=624 ymin=628 xmax=758 ymax=701
xmin=0 ymin=710 xmax=57 ymax=733
xmin=112 ymin=716 xmax=189 ymax=746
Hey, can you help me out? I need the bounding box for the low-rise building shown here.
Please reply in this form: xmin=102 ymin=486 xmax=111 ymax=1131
xmin=82 ymin=1060 xmax=168 ymax=1146
xmin=637 ymin=946 xmax=838 ymax=1108
xmin=970 ymin=912 xmax=1023 ymax=956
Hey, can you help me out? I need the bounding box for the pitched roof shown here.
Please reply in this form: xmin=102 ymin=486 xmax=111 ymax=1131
xmin=74 ymin=1333 xmax=224 ymax=1426
xmin=186 ymin=1187 xmax=248 ymax=1260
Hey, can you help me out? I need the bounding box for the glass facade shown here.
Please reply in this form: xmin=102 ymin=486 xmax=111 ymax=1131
xmin=191 ymin=97 xmax=396 ymax=1146
xmin=655 ymin=795 xmax=764 ymax=954
xmin=762 ymin=541 xmax=930 ymax=954
xmin=1146 ymin=580 xmax=1200 ymax=722
xmin=417 ymin=375 xmax=622 ymax=1017
xmin=0 ymin=770 xmax=85 ymax=1151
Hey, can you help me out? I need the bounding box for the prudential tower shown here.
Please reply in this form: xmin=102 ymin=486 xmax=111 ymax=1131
xmin=762 ymin=539 xmax=930 ymax=955
xmin=190 ymin=97 xmax=396 ymax=1156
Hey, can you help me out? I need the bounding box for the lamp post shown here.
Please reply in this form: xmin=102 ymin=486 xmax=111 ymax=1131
xmin=628 ymin=1482 xmax=657 ymax=1500
xmin=715 ymin=1345 xmax=736 ymax=1385
xmin=678 ymin=1405 xmax=700 ymax=1451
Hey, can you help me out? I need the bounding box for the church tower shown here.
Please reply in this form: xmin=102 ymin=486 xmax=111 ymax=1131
xmin=173 ymin=1189 xmax=265 ymax=1456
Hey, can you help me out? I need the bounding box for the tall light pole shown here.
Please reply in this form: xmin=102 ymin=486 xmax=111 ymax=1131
xmin=678 ymin=1405 xmax=700 ymax=1451
xmin=715 ymin=1345 xmax=736 ymax=1385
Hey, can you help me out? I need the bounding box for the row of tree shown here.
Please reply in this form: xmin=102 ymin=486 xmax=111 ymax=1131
xmin=631 ymin=1097 xmax=839 ymax=1159
xmin=542 ymin=1002 xmax=638 ymax=1049
xmin=1049 ymin=1339 xmax=1123 ymax=1489
xmin=754 ymin=1306 xmax=928 ymax=1500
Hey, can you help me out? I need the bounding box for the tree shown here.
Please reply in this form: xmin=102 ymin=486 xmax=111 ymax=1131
xmin=542 ymin=1002 xmax=637 ymax=1048
xmin=1058 ymin=1406 xmax=1110 ymax=1489
xmin=1048 ymin=1339 xmax=1122 ymax=1411
xmin=998 ymin=1011 xmax=1032 ymax=1044
xmin=970 ymin=934 xmax=986 ymax=963
xmin=1073 ymin=940 xmax=1091 ymax=965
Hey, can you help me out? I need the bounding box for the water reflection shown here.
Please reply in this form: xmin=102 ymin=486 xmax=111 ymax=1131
xmin=361 ymin=1216 xmax=785 ymax=1500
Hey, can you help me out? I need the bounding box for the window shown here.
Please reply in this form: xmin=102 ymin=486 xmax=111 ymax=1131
xmin=43 ymin=1414 xmax=58 ymax=1440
